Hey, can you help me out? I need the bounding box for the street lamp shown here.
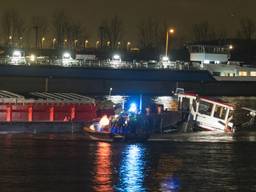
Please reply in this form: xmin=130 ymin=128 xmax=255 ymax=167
xmin=74 ymin=39 xmax=78 ymax=48
xmin=107 ymin=41 xmax=111 ymax=47
xmin=127 ymin=42 xmax=131 ymax=50
xmin=41 ymin=37 xmax=45 ymax=48
xmin=52 ymin=38 xmax=56 ymax=48
xmin=109 ymin=87 xmax=113 ymax=97
xmin=64 ymin=39 xmax=68 ymax=47
xmin=165 ymin=28 xmax=175 ymax=56
xmin=84 ymin=40 xmax=89 ymax=48
xmin=96 ymin=41 xmax=100 ymax=48
xmin=19 ymin=37 xmax=23 ymax=48
xmin=229 ymin=44 xmax=234 ymax=50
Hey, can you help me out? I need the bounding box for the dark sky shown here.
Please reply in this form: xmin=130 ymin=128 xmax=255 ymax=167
xmin=1 ymin=0 xmax=255 ymax=44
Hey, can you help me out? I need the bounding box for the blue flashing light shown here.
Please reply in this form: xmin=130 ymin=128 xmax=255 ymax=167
xmin=128 ymin=102 xmax=138 ymax=113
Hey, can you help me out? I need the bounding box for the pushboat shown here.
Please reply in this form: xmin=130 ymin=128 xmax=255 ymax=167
xmin=83 ymin=113 xmax=151 ymax=142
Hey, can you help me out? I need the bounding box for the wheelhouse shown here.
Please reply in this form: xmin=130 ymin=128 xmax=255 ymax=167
xmin=178 ymin=93 xmax=235 ymax=131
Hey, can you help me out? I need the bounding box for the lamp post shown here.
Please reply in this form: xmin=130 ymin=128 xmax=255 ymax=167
xmin=41 ymin=37 xmax=45 ymax=48
xmin=107 ymin=41 xmax=111 ymax=47
xmin=165 ymin=28 xmax=175 ymax=56
xmin=64 ymin=39 xmax=68 ymax=48
xmin=109 ymin=87 xmax=113 ymax=97
xmin=52 ymin=38 xmax=56 ymax=48
xmin=9 ymin=35 xmax=13 ymax=46
xmin=74 ymin=39 xmax=78 ymax=48
xmin=84 ymin=40 xmax=89 ymax=48
xmin=96 ymin=41 xmax=100 ymax=48
xmin=127 ymin=42 xmax=131 ymax=51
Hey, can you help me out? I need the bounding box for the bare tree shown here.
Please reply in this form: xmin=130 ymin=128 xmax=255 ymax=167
xmin=66 ymin=21 xmax=84 ymax=48
xmin=137 ymin=17 xmax=168 ymax=53
xmin=237 ymin=17 xmax=256 ymax=40
xmin=1 ymin=9 xmax=25 ymax=46
xmin=103 ymin=15 xmax=123 ymax=49
xmin=32 ymin=16 xmax=49 ymax=48
xmin=192 ymin=21 xmax=216 ymax=42
xmin=52 ymin=10 xmax=69 ymax=48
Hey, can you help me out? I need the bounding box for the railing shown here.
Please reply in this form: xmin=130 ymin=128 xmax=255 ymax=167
xmin=0 ymin=58 xmax=196 ymax=71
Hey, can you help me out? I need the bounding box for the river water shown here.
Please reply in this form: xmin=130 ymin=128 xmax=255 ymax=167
xmin=1 ymin=96 xmax=256 ymax=192
xmin=0 ymin=134 xmax=256 ymax=192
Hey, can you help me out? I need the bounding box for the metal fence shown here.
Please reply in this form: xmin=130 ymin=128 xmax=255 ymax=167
xmin=0 ymin=57 xmax=196 ymax=71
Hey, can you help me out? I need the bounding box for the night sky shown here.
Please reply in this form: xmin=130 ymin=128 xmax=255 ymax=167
xmin=0 ymin=0 xmax=255 ymax=43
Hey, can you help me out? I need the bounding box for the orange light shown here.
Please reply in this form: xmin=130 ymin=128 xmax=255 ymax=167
xmin=169 ymin=28 xmax=175 ymax=34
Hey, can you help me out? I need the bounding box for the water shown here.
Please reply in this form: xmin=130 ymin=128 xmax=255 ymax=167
xmin=0 ymin=135 xmax=256 ymax=192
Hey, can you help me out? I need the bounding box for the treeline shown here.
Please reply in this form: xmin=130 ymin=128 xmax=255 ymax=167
xmin=0 ymin=8 xmax=256 ymax=52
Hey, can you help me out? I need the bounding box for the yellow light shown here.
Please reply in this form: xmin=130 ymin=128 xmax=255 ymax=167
xmin=127 ymin=42 xmax=131 ymax=45
xmin=85 ymin=40 xmax=89 ymax=43
xmin=169 ymin=28 xmax=175 ymax=34
xmin=30 ymin=54 xmax=36 ymax=62
xmin=64 ymin=39 xmax=67 ymax=42
xmin=42 ymin=37 xmax=45 ymax=41
xmin=229 ymin=45 xmax=233 ymax=50
xmin=99 ymin=115 xmax=110 ymax=128
xmin=9 ymin=35 xmax=12 ymax=40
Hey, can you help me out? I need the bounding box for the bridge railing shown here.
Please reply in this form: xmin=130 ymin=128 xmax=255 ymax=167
xmin=0 ymin=58 xmax=197 ymax=71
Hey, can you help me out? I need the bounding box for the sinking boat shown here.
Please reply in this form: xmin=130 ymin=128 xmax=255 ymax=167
xmin=177 ymin=92 xmax=235 ymax=132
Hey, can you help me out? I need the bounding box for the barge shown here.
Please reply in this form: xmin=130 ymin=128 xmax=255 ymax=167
xmin=0 ymin=90 xmax=97 ymax=134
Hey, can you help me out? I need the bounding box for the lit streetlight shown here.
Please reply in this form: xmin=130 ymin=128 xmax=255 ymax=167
xmin=127 ymin=42 xmax=131 ymax=50
xmin=96 ymin=41 xmax=100 ymax=48
xmin=9 ymin=35 xmax=13 ymax=45
xmin=107 ymin=41 xmax=111 ymax=47
xmin=229 ymin=44 xmax=234 ymax=50
xmin=74 ymin=39 xmax=78 ymax=48
xmin=52 ymin=38 xmax=56 ymax=48
xmin=109 ymin=87 xmax=113 ymax=97
xmin=84 ymin=40 xmax=89 ymax=48
xmin=19 ymin=37 xmax=23 ymax=48
xmin=165 ymin=28 xmax=175 ymax=56
xmin=117 ymin=41 xmax=121 ymax=48
xmin=41 ymin=37 xmax=45 ymax=48
xmin=64 ymin=39 xmax=68 ymax=47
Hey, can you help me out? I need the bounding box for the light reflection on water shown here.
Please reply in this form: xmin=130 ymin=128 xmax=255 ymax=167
xmin=94 ymin=142 xmax=113 ymax=192
xmin=0 ymin=136 xmax=256 ymax=191
xmin=116 ymin=144 xmax=146 ymax=192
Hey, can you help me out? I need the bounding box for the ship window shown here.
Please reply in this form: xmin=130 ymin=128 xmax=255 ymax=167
xmin=182 ymin=98 xmax=190 ymax=111
xmin=239 ymin=71 xmax=247 ymax=76
xmin=250 ymin=71 xmax=256 ymax=76
xmin=214 ymin=105 xmax=228 ymax=120
xmin=198 ymin=101 xmax=213 ymax=116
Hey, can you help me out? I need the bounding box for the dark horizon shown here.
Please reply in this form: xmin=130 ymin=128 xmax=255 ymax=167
xmin=0 ymin=0 xmax=255 ymax=48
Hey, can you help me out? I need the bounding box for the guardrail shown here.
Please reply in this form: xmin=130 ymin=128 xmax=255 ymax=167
xmin=0 ymin=58 xmax=196 ymax=71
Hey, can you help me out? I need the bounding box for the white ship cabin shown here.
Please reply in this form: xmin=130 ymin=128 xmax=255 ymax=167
xmin=177 ymin=92 xmax=235 ymax=131
xmin=188 ymin=45 xmax=230 ymax=65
